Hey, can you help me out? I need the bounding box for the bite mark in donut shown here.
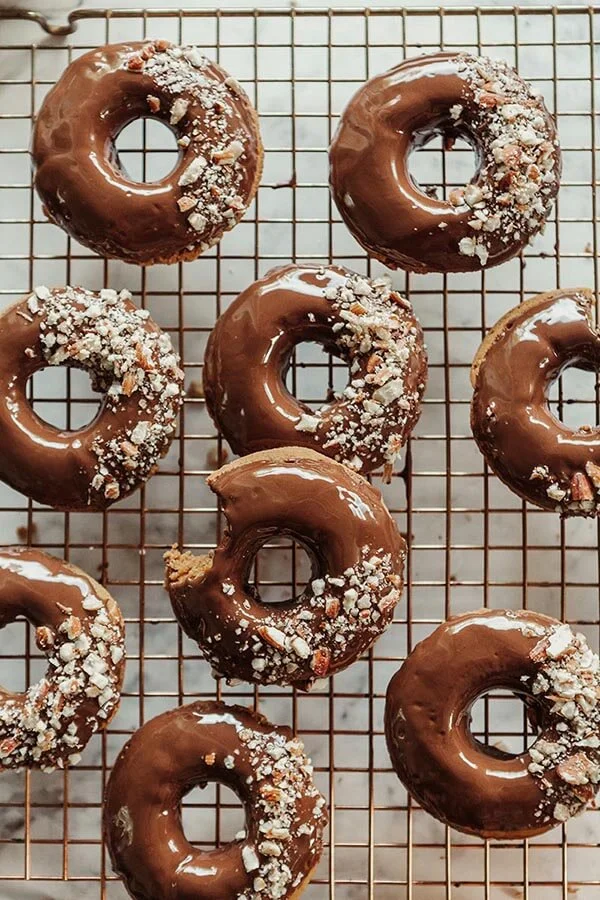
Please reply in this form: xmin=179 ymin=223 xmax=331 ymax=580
xmin=104 ymin=701 xmax=327 ymax=900
xmin=329 ymin=52 xmax=560 ymax=273
xmin=32 ymin=41 xmax=263 ymax=265
xmin=385 ymin=609 xmax=600 ymax=839
xmin=203 ymin=265 xmax=427 ymax=480
xmin=471 ymin=288 xmax=600 ymax=516
xmin=0 ymin=286 xmax=184 ymax=510
xmin=0 ymin=548 xmax=125 ymax=771
xmin=165 ymin=448 xmax=405 ymax=689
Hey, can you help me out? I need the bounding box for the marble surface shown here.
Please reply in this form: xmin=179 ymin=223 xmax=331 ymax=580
xmin=1 ymin=3 xmax=600 ymax=898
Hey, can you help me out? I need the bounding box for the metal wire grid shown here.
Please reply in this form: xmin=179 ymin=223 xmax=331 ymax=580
xmin=0 ymin=3 xmax=600 ymax=898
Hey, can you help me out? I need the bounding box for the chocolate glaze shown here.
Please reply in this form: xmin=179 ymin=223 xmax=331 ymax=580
xmin=32 ymin=41 xmax=262 ymax=265
xmin=104 ymin=701 xmax=327 ymax=900
xmin=385 ymin=609 xmax=600 ymax=839
xmin=329 ymin=52 xmax=559 ymax=273
xmin=471 ymin=289 xmax=600 ymax=517
xmin=165 ymin=447 xmax=405 ymax=689
xmin=0 ymin=286 xmax=183 ymax=511
xmin=0 ymin=547 xmax=125 ymax=770
xmin=203 ymin=264 xmax=427 ymax=478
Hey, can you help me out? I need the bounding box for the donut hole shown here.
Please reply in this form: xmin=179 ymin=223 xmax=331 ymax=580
xmin=470 ymin=689 xmax=539 ymax=757
xmin=252 ymin=538 xmax=315 ymax=604
xmin=27 ymin=367 xmax=101 ymax=430
xmin=408 ymin=129 xmax=479 ymax=203
xmin=284 ymin=341 xmax=348 ymax=408
xmin=548 ymin=365 xmax=599 ymax=430
xmin=181 ymin=783 xmax=246 ymax=848
xmin=113 ymin=118 xmax=181 ymax=183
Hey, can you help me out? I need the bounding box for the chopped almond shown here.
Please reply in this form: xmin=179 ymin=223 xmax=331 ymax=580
xmin=325 ymin=597 xmax=340 ymax=619
xmin=585 ymin=460 xmax=600 ymax=490
xmin=571 ymin=471 xmax=593 ymax=501
xmin=310 ymin=647 xmax=331 ymax=677
xmin=127 ymin=55 xmax=145 ymax=71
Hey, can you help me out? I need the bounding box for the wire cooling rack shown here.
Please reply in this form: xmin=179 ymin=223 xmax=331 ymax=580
xmin=1 ymin=4 xmax=600 ymax=898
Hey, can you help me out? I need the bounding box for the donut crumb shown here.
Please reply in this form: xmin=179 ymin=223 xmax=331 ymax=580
xmin=164 ymin=546 xmax=214 ymax=588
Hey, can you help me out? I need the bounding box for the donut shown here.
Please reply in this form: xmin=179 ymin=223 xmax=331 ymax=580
xmin=0 ymin=547 xmax=125 ymax=771
xmin=0 ymin=285 xmax=184 ymax=511
xmin=385 ymin=609 xmax=600 ymax=839
xmin=329 ymin=51 xmax=560 ymax=273
xmin=165 ymin=447 xmax=405 ymax=690
xmin=471 ymin=288 xmax=600 ymax=517
xmin=32 ymin=40 xmax=263 ymax=265
xmin=203 ymin=265 xmax=427 ymax=480
xmin=104 ymin=701 xmax=327 ymax=900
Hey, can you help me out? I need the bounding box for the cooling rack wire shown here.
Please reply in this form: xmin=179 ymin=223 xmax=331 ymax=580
xmin=1 ymin=4 xmax=600 ymax=898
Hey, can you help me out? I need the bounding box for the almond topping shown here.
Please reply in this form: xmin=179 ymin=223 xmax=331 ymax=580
xmin=571 ymin=471 xmax=594 ymax=502
xmin=325 ymin=597 xmax=340 ymax=619
xmin=35 ymin=626 xmax=54 ymax=651
xmin=585 ymin=460 xmax=600 ymax=490
xmin=127 ymin=55 xmax=144 ymax=71
xmin=146 ymin=95 xmax=160 ymax=113
xmin=310 ymin=647 xmax=331 ymax=677
xmin=556 ymin=752 xmax=595 ymax=786
xmin=257 ymin=625 xmax=287 ymax=651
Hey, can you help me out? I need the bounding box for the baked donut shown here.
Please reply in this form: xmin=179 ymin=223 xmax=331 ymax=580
xmin=32 ymin=40 xmax=263 ymax=265
xmin=104 ymin=701 xmax=327 ymax=900
xmin=203 ymin=265 xmax=427 ymax=481
xmin=165 ymin=448 xmax=405 ymax=690
xmin=0 ymin=547 xmax=125 ymax=771
xmin=329 ymin=51 xmax=560 ymax=273
xmin=0 ymin=285 xmax=184 ymax=510
xmin=385 ymin=609 xmax=600 ymax=839
xmin=471 ymin=288 xmax=600 ymax=517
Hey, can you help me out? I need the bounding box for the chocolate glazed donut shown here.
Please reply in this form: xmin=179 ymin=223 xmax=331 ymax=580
xmin=32 ymin=40 xmax=262 ymax=265
xmin=203 ymin=264 xmax=427 ymax=480
xmin=0 ymin=286 xmax=183 ymax=510
xmin=104 ymin=701 xmax=327 ymax=900
xmin=329 ymin=51 xmax=560 ymax=273
xmin=385 ymin=610 xmax=600 ymax=839
xmin=165 ymin=448 xmax=405 ymax=689
xmin=471 ymin=288 xmax=600 ymax=517
xmin=0 ymin=547 xmax=125 ymax=771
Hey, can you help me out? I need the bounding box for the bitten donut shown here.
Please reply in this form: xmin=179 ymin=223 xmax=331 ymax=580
xmin=165 ymin=448 xmax=405 ymax=689
xmin=104 ymin=701 xmax=327 ymax=900
xmin=204 ymin=265 xmax=427 ymax=481
xmin=0 ymin=547 xmax=125 ymax=771
xmin=0 ymin=285 xmax=184 ymax=510
xmin=385 ymin=610 xmax=600 ymax=839
xmin=329 ymin=52 xmax=560 ymax=273
xmin=471 ymin=288 xmax=600 ymax=517
xmin=32 ymin=40 xmax=263 ymax=265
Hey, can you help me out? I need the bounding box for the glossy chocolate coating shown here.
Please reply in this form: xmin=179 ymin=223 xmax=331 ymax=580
xmin=203 ymin=264 xmax=427 ymax=476
xmin=104 ymin=701 xmax=327 ymax=900
xmin=166 ymin=448 xmax=405 ymax=689
xmin=0 ymin=547 xmax=125 ymax=770
xmin=329 ymin=52 xmax=559 ymax=273
xmin=32 ymin=42 xmax=262 ymax=265
xmin=471 ymin=289 xmax=600 ymax=516
xmin=385 ymin=609 xmax=565 ymax=839
xmin=0 ymin=288 xmax=182 ymax=511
